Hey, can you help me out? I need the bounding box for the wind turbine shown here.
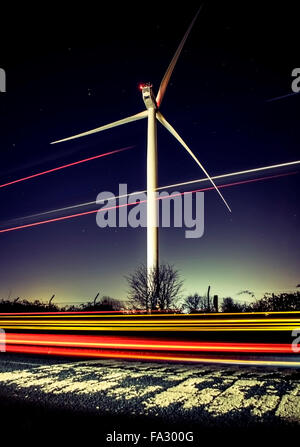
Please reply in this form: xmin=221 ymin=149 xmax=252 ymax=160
xmin=51 ymin=6 xmax=231 ymax=276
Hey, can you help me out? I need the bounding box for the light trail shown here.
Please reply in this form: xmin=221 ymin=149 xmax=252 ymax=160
xmin=0 ymin=208 xmax=99 ymax=233
xmin=4 ymin=344 xmax=300 ymax=367
xmin=4 ymin=333 xmax=297 ymax=353
xmin=266 ymin=91 xmax=300 ymax=102
xmin=0 ymin=310 xmax=299 ymax=317
xmin=2 ymin=318 xmax=300 ymax=324
xmin=0 ymin=146 xmax=132 ymax=189
xmin=1 ymin=313 xmax=300 ymax=332
xmin=161 ymin=160 xmax=300 ymax=190
xmin=3 ymin=324 xmax=299 ymax=332
xmin=2 ymin=314 xmax=300 ymax=365
xmin=17 ymin=159 xmax=300 ymax=220
xmin=0 ymin=171 xmax=296 ymax=234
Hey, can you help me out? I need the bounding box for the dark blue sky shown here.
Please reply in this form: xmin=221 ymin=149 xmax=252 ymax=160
xmin=0 ymin=2 xmax=299 ymax=305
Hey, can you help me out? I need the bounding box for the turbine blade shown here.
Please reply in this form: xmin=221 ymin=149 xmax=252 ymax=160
xmin=51 ymin=110 xmax=148 ymax=144
xmin=156 ymin=112 xmax=231 ymax=212
xmin=156 ymin=5 xmax=203 ymax=108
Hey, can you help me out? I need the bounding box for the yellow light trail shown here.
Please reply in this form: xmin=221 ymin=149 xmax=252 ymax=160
xmin=1 ymin=312 xmax=299 ymax=332
xmin=1 ymin=326 xmax=299 ymax=332
xmin=1 ymin=318 xmax=299 ymax=324
xmin=0 ymin=310 xmax=300 ymax=318
xmin=3 ymin=311 xmax=299 ymax=365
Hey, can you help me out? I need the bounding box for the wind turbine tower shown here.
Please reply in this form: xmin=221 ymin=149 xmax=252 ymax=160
xmin=51 ymin=6 xmax=231 ymax=276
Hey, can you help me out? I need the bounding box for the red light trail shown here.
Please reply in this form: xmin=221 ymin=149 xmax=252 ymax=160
xmin=0 ymin=171 xmax=296 ymax=234
xmin=4 ymin=333 xmax=297 ymax=353
xmin=5 ymin=341 xmax=300 ymax=367
xmin=2 ymin=314 xmax=300 ymax=365
xmin=0 ymin=146 xmax=132 ymax=189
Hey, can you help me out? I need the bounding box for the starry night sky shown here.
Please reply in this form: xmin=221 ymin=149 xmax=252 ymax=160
xmin=0 ymin=2 xmax=299 ymax=305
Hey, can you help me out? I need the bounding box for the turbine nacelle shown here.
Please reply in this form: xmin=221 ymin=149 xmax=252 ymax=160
xmin=139 ymin=83 xmax=157 ymax=110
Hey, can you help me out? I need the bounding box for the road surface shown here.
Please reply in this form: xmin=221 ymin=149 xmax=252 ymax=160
xmin=0 ymin=353 xmax=300 ymax=444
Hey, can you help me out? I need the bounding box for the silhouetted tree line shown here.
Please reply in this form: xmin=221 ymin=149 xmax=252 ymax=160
xmin=0 ymin=296 xmax=123 ymax=312
xmin=221 ymin=292 xmax=300 ymax=313
xmin=65 ymin=296 xmax=123 ymax=312
xmin=1 ymin=292 xmax=299 ymax=313
xmin=0 ymin=298 xmax=59 ymax=313
xmin=1 ymin=262 xmax=299 ymax=313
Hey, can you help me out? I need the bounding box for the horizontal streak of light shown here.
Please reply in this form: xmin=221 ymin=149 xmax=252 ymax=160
xmin=19 ymin=159 xmax=300 ymax=220
xmin=1 ymin=326 xmax=299 ymax=332
xmin=0 ymin=310 xmax=300 ymax=317
xmin=0 ymin=146 xmax=132 ymax=189
xmin=159 ymin=160 xmax=300 ymax=190
xmin=1 ymin=318 xmax=300 ymax=324
xmin=5 ymin=344 xmax=300 ymax=367
xmin=0 ymin=172 xmax=295 ymax=234
xmin=4 ymin=334 xmax=296 ymax=353
xmin=266 ymin=91 xmax=300 ymax=102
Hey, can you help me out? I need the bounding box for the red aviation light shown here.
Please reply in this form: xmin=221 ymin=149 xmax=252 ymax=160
xmin=139 ymin=82 xmax=152 ymax=90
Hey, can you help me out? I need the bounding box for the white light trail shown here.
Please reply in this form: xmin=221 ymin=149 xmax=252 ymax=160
xmin=3 ymin=159 xmax=299 ymax=224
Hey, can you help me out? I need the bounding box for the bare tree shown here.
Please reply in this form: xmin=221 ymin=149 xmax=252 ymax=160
xmin=126 ymin=264 xmax=183 ymax=312
xmin=182 ymin=293 xmax=209 ymax=313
